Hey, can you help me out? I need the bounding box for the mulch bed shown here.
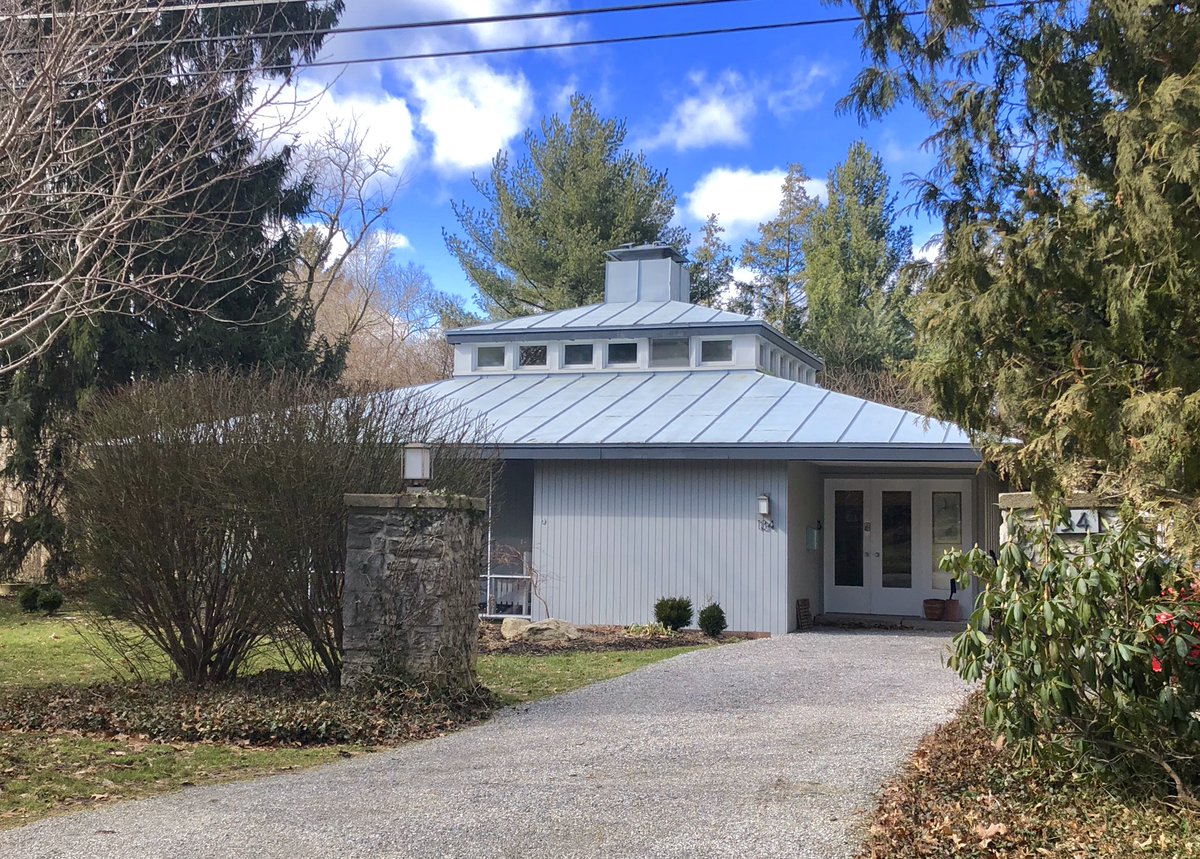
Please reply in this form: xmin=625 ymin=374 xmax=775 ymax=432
xmin=477 ymin=621 xmax=757 ymax=655
xmin=860 ymin=692 xmax=1200 ymax=858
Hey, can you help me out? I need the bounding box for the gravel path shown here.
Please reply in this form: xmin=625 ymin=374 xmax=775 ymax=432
xmin=0 ymin=631 xmax=968 ymax=859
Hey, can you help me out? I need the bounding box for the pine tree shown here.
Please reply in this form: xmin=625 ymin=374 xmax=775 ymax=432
xmin=845 ymin=0 xmax=1200 ymax=540
xmin=445 ymin=94 xmax=685 ymax=316
xmin=0 ymin=1 xmax=345 ymax=580
xmin=689 ymin=215 xmax=736 ymax=308
xmin=735 ymin=164 xmax=820 ymax=339
xmin=800 ymin=141 xmax=913 ymax=373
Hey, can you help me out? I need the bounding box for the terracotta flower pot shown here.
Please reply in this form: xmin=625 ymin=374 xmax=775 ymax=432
xmin=942 ymin=598 xmax=962 ymax=623
xmin=923 ymin=598 xmax=945 ymax=621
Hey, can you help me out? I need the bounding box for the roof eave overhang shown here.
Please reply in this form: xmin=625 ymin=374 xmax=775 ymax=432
xmin=492 ymin=443 xmax=981 ymax=462
xmin=447 ymin=322 xmax=825 ymax=371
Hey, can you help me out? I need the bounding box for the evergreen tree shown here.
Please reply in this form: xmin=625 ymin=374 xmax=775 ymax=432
xmin=734 ymin=164 xmax=820 ymax=339
xmin=688 ymin=215 xmax=736 ymax=308
xmin=445 ymin=94 xmax=685 ymax=316
xmin=0 ymin=2 xmax=345 ymax=580
xmin=800 ymin=141 xmax=913 ymax=373
xmin=845 ymin=0 xmax=1200 ymax=539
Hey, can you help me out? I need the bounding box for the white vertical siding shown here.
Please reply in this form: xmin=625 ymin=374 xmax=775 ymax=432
xmin=531 ymin=460 xmax=790 ymax=634
xmin=786 ymin=462 xmax=823 ymax=624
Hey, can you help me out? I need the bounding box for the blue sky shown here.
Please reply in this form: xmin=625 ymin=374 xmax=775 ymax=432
xmin=286 ymin=0 xmax=940 ymax=310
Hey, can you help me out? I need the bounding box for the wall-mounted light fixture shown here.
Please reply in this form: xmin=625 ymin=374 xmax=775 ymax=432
xmin=403 ymin=442 xmax=432 ymax=493
xmin=757 ymin=493 xmax=775 ymax=531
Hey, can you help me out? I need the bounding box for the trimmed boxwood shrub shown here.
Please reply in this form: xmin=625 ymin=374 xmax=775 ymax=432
xmin=37 ymin=586 xmax=64 ymax=615
xmin=654 ymin=596 xmax=693 ymax=631
xmin=698 ymin=602 xmax=727 ymax=638
xmin=18 ymin=585 xmax=41 ymax=613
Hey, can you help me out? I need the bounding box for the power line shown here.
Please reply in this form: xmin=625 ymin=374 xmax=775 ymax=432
xmin=35 ymin=0 xmax=1050 ymax=85
xmin=5 ymin=0 xmax=751 ymax=26
xmin=268 ymin=1 xmax=1044 ymax=73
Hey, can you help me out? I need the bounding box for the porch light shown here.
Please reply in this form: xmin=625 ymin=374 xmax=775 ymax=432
xmin=403 ymin=443 xmax=432 ymax=492
xmin=758 ymin=494 xmax=771 ymax=517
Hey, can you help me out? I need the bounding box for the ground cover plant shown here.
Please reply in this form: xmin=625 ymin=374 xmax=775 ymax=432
xmin=860 ymin=693 xmax=1200 ymax=858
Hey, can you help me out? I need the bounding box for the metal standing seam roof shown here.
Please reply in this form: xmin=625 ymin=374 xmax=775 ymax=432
xmin=409 ymin=369 xmax=980 ymax=462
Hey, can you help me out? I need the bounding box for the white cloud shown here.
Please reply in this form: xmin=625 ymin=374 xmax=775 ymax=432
xmin=913 ymin=238 xmax=942 ymax=264
xmin=685 ymin=167 xmax=785 ymax=236
xmin=278 ymin=79 xmax=421 ymax=176
xmin=642 ymin=71 xmax=756 ymax=152
xmin=766 ymin=61 xmax=837 ymax=116
xmin=406 ymin=60 xmax=534 ymax=173
xmin=685 ymin=167 xmax=827 ymax=239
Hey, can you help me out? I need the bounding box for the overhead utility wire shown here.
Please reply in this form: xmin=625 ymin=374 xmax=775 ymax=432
xmin=51 ymin=0 xmax=1051 ymax=83
xmin=3 ymin=0 xmax=754 ymax=48
xmin=262 ymin=0 xmax=1047 ymax=73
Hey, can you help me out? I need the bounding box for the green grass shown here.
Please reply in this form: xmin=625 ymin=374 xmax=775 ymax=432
xmin=0 ymin=596 xmax=703 ymax=828
xmin=0 ymin=732 xmax=349 ymax=828
xmin=476 ymin=647 xmax=702 ymax=706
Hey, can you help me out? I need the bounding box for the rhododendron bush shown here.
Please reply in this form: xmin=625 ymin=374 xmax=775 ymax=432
xmin=946 ymin=509 xmax=1200 ymax=806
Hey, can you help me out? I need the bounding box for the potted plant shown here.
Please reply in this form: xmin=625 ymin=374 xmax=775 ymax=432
xmin=922 ymin=598 xmax=945 ymax=621
xmin=943 ymin=579 xmax=962 ymax=622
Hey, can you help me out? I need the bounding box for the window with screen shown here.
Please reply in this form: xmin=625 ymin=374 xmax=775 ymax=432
xmin=700 ymin=339 xmax=733 ymax=363
xmin=563 ymin=344 xmax=594 ymax=366
xmin=476 ymin=346 xmax=505 ymax=368
xmin=607 ymin=342 xmax=638 ymax=365
xmin=650 ymin=338 xmax=690 ymax=367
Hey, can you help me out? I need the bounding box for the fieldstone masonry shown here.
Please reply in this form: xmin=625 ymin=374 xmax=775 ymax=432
xmin=342 ymin=492 xmax=486 ymax=691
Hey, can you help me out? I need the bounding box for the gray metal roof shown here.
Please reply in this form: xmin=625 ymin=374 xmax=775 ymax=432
xmin=412 ymin=369 xmax=979 ymax=462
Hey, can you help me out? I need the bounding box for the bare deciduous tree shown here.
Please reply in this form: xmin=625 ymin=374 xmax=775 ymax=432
xmin=291 ymin=119 xmax=452 ymax=389
xmin=0 ymin=0 xmax=338 ymax=373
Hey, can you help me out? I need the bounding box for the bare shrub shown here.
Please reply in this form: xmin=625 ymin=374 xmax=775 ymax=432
xmin=819 ymin=366 xmax=933 ymax=413
xmin=68 ymin=371 xmax=494 ymax=687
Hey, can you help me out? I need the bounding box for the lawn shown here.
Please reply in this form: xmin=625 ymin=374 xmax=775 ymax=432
xmin=861 ymin=692 xmax=1200 ymax=858
xmin=0 ymin=597 xmax=701 ymax=828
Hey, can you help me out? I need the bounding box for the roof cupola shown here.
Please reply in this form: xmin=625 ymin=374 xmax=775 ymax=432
xmin=603 ymin=243 xmax=691 ymax=303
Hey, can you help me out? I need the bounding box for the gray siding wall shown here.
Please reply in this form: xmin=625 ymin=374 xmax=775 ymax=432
xmin=531 ymin=460 xmax=790 ymax=634
xmin=786 ymin=462 xmax=823 ymax=624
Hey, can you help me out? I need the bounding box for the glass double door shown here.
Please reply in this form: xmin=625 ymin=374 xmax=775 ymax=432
xmin=823 ymin=478 xmax=972 ymax=616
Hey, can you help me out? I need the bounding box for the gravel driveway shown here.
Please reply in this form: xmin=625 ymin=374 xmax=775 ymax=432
xmin=1 ymin=630 xmax=968 ymax=859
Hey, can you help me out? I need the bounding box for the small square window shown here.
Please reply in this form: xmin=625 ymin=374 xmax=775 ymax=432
xmin=563 ymin=344 xmax=594 ymax=366
xmin=650 ymin=338 xmax=690 ymax=367
xmin=700 ymin=339 xmax=733 ymax=363
xmin=476 ymin=346 xmax=505 ymax=368
xmin=519 ymin=345 xmax=547 ymax=367
xmin=607 ymin=342 xmax=638 ymax=365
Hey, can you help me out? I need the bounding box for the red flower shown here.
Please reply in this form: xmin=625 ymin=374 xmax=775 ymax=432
xmin=1157 ymin=612 xmax=1176 ymax=625
xmin=1152 ymin=655 xmax=1164 ymax=673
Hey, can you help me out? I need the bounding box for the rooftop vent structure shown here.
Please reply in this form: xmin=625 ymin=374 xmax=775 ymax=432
xmin=603 ymin=243 xmax=690 ymax=304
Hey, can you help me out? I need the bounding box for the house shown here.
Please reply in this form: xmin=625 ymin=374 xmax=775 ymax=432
xmin=414 ymin=244 xmax=1001 ymax=635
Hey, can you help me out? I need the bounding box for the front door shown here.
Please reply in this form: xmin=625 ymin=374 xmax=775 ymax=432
xmin=824 ymin=478 xmax=973 ymax=615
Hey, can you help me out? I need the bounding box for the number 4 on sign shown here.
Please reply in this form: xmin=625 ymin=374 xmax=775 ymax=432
xmin=1055 ymin=509 xmax=1101 ymax=534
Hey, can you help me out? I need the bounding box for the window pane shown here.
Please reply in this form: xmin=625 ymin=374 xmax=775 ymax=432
xmin=932 ymin=491 xmax=963 ymax=589
xmin=881 ymin=491 xmax=912 ymax=589
xmin=519 ymin=345 xmax=547 ymax=367
xmin=700 ymin=339 xmax=733 ymax=363
xmin=650 ymin=338 xmax=689 ymax=367
xmin=834 ymin=490 xmax=864 ymax=587
xmin=477 ymin=346 xmax=505 ymax=368
xmin=608 ymin=342 xmax=638 ymax=365
xmin=563 ymin=344 xmax=593 ymax=366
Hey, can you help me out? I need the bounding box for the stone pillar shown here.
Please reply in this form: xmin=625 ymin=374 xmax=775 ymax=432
xmin=342 ymin=492 xmax=486 ymax=691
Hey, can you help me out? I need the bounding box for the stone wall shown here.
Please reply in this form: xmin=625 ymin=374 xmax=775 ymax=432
xmin=342 ymin=492 xmax=486 ymax=691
